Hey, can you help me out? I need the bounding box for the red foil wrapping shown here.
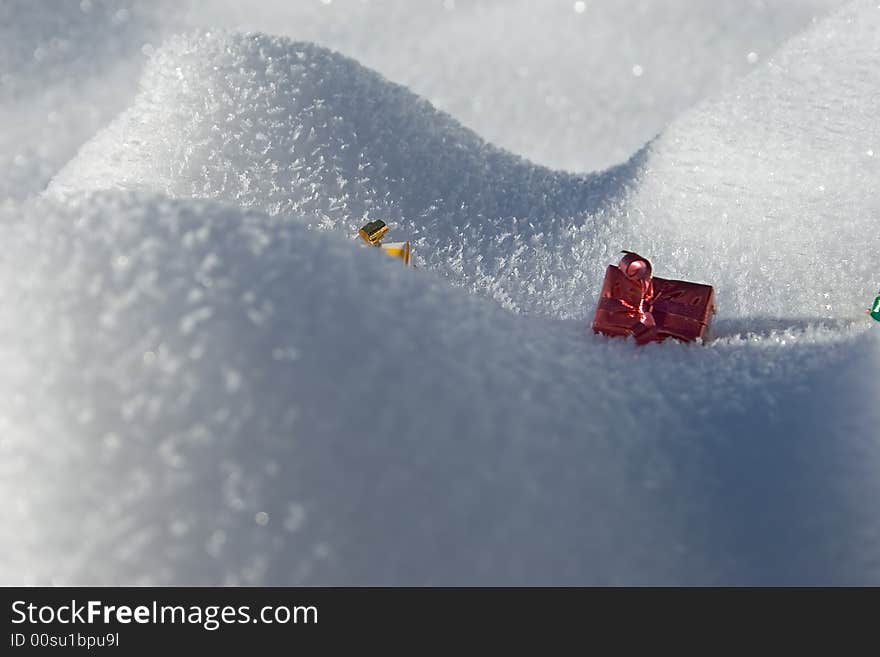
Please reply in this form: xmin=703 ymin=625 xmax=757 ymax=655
xmin=592 ymin=251 xmax=715 ymax=344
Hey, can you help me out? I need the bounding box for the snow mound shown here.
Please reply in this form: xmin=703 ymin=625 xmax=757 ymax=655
xmin=3 ymin=193 xmax=880 ymax=585
xmin=49 ymin=30 xmax=626 ymax=227
xmin=3 ymin=0 xmax=844 ymax=202
xmin=50 ymin=29 xmax=638 ymax=317
xmin=53 ymin=6 xmax=880 ymax=325
xmin=175 ymin=0 xmax=844 ymax=172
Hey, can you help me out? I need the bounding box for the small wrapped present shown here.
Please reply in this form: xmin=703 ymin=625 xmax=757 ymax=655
xmin=358 ymin=219 xmax=389 ymax=246
xmin=592 ymin=251 xmax=715 ymax=344
xmin=870 ymin=294 xmax=880 ymax=322
xmin=358 ymin=219 xmax=412 ymax=267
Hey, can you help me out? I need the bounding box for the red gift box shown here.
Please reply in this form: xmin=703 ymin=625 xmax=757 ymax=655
xmin=592 ymin=251 xmax=715 ymax=344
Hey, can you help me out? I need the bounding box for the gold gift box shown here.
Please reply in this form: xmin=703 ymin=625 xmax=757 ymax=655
xmin=358 ymin=220 xmax=389 ymax=246
xmin=358 ymin=220 xmax=412 ymax=267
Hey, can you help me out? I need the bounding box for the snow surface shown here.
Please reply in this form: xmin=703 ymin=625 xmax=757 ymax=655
xmin=171 ymin=0 xmax=845 ymax=172
xmin=3 ymin=0 xmax=880 ymax=585
xmin=3 ymin=0 xmax=846 ymax=199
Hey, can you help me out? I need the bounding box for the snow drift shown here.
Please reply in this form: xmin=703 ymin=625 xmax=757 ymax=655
xmin=2 ymin=0 xmax=880 ymax=585
xmin=5 ymin=190 xmax=879 ymax=585
xmin=49 ymin=29 xmax=639 ymax=318
xmin=52 ymin=1 xmax=880 ymax=322
xmin=3 ymin=0 xmax=845 ymax=202
xmin=171 ymin=0 xmax=845 ymax=172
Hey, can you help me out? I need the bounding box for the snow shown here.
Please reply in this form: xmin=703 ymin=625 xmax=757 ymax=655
xmin=170 ymin=0 xmax=846 ymax=172
xmin=0 ymin=1 xmax=168 ymax=200
xmin=3 ymin=0 xmax=880 ymax=585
